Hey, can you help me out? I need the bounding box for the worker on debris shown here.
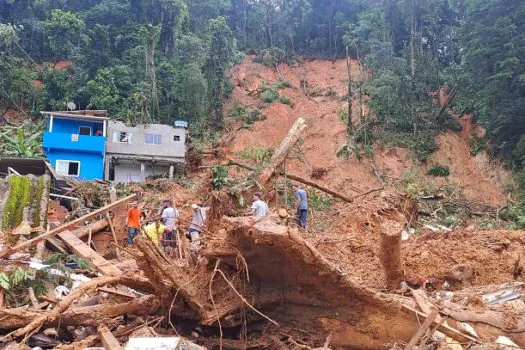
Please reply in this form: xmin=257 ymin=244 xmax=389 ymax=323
xmin=143 ymin=218 xmax=165 ymax=247
xmin=188 ymin=204 xmax=210 ymax=253
xmin=244 ymin=192 xmax=268 ymax=217
xmin=293 ymin=184 xmax=308 ymax=230
xmin=126 ymin=202 xmax=142 ymax=245
xmin=161 ymin=199 xmax=179 ymax=254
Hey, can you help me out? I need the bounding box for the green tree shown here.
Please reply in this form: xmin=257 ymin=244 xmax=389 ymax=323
xmin=44 ymin=10 xmax=86 ymax=59
xmin=204 ymin=16 xmax=237 ymax=129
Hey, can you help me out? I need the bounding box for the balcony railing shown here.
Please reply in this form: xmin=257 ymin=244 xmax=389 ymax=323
xmin=42 ymin=131 xmax=105 ymax=154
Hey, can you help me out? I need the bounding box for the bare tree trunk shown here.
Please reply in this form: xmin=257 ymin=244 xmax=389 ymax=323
xmin=346 ymin=46 xmax=353 ymax=134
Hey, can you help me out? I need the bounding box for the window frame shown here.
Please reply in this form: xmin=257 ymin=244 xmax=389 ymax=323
xmin=78 ymin=126 xmax=92 ymax=136
xmin=173 ymin=135 xmax=181 ymax=142
xmin=145 ymin=133 xmax=162 ymax=145
xmin=56 ymin=160 xmax=81 ymax=177
xmin=113 ymin=131 xmax=132 ymax=144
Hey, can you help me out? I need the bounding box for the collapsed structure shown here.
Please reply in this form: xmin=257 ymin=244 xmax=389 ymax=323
xmin=0 ymin=116 xmax=524 ymax=349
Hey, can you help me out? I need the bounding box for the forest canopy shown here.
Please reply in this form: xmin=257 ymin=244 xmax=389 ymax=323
xmin=0 ymin=0 xmax=524 ymax=168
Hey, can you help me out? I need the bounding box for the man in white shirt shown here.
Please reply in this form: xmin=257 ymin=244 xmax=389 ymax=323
xmin=161 ymin=199 xmax=179 ymax=254
xmin=244 ymin=192 xmax=268 ymax=217
xmin=188 ymin=204 xmax=210 ymax=250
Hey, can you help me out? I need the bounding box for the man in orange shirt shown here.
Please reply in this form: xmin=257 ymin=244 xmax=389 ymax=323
xmin=126 ymin=202 xmax=141 ymax=245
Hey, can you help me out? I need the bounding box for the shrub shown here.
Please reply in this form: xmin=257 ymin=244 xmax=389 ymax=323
xmin=211 ymin=165 xmax=228 ymax=190
xmin=279 ymin=95 xmax=292 ymax=105
xmin=470 ymin=130 xmax=486 ymax=156
xmin=427 ymin=164 xmax=450 ymax=177
xmin=228 ymin=104 xmax=266 ymax=128
xmin=261 ymin=88 xmax=279 ymax=103
xmin=275 ymin=79 xmax=292 ymax=89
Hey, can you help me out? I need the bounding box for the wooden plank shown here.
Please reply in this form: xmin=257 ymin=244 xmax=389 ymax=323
xmin=411 ymin=288 xmax=442 ymax=323
xmin=98 ymin=325 xmax=123 ymax=350
xmin=401 ymin=304 xmax=478 ymax=344
xmin=406 ymin=308 xmax=439 ymax=349
xmin=58 ymin=230 xmax=121 ymax=276
xmin=0 ymin=194 xmax=136 ymax=259
xmin=105 ymin=212 xmax=120 ymax=260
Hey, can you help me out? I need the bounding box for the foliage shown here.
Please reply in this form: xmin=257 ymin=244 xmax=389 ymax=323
xmin=228 ymin=104 xmax=266 ymax=128
xmin=381 ymin=130 xmax=437 ymax=163
xmin=211 ymin=165 xmax=228 ymax=190
xmin=470 ymin=130 xmax=486 ymax=156
xmin=261 ymin=87 xmax=279 ymax=104
xmin=308 ymin=191 xmax=333 ymax=210
xmin=275 ymin=79 xmax=292 ymax=89
xmin=501 ymin=205 xmax=525 ymax=230
xmin=0 ymin=267 xmax=46 ymax=307
xmin=279 ymin=95 xmax=292 ymax=105
xmin=0 ymin=120 xmax=43 ymax=157
xmin=402 ymin=167 xmax=440 ymax=199
xmin=427 ymin=165 xmax=450 ymax=177
xmin=234 ymin=147 xmax=273 ymax=163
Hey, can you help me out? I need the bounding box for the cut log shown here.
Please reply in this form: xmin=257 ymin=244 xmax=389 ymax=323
xmin=58 ymin=230 xmax=122 ymax=276
xmin=98 ymin=325 xmax=123 ymax=350
xmin=0 ymin=194 xmax=136 ymax=259
xmin=258 ymin=117 xmax=307 ymax=187
xmin=406 ymin=308 xmax=439 ymax=349
xmin=379 ymin=221 xmax=404 ymax=290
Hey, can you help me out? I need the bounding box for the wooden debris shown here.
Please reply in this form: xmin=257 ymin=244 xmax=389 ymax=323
xmin=98 ymin=325 xmax=123 ymax=350
xmin=97 ymin=287 xmax=136 ymax=299
xmin=258 ymin=117 xmax=307 ymax=188
xmin=0 ymin=193 xmax=136 ymax=259
xmin=281 ymin=172 xmax=355 ymax=203
xmin=58 ymin=230 xmax=122 ymax=276
xmin=405 ymin=308 xmax=439 ymax=349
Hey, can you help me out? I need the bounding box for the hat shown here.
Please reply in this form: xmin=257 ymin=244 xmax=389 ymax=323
xmin=191 ymin=204 xmax=199 ymax=209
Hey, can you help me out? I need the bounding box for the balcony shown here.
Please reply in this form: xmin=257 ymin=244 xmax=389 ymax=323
xmin=43 ymin=131 xmax=105 ymax=155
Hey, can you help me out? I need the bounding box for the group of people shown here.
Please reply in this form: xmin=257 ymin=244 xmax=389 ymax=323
xmin=243 ymin=185 xmax=309 ymax=229
xmin=126 ymin=185 xmax=309 ymax=254
xmin=126 ymin=199 xmax=209 ymax=256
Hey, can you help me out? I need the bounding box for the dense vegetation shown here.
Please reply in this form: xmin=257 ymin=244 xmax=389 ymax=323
xmin=0 ymin=0 xmax=523 ymax=169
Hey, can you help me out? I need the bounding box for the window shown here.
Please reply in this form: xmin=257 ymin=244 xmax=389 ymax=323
xmin=145 ymin=134 xmax=162 ymax=145
xmin=173 ymin=135 xmax=180 ymax=142
xmin=79 ymin=126 xmax=91 ymax=136
xmin=56 ymin=160 xmax=80 ymax=177
xmin=113 ymin=131 xmax=132 ymax=143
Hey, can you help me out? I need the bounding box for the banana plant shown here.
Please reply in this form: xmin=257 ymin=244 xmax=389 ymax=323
xmin=0 ymin=121 xmax=43 ymax=157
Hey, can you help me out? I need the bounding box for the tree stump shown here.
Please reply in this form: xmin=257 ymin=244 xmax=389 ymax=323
xmin=379 ymin=221 xmax=404 ymax=289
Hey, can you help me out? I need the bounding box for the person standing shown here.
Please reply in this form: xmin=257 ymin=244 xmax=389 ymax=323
xmin=161 ymin=200 xmax=179 ymax=254
xmin=126 ymin=202 xmax=142 ymax=244
xmin=293 ymin=185 xmax=308 ymax=230
xmin=188 ymin=204 xmax=210 ymax=253
xmin=244 ymin=192 xmax=268 ymax=217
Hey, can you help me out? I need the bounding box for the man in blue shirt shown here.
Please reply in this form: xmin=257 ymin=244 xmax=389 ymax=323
xmin=293 ymin=185 xmax=308 ymax=230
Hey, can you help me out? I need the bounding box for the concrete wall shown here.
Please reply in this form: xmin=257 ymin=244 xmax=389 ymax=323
xmin=113 ymin=163 xmax=170 ymax=183
xmin=106 ymin=121 xmax=186 ymax=160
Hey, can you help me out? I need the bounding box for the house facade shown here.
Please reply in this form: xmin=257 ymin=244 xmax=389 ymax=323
xmin=41 ymin=111 xmax=108 ymax=180
xmin=105 ymin=121 xmax=187 ymax=183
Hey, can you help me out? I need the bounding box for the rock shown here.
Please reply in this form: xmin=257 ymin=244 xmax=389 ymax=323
xmin=449 ymin=264 xmax=474 ymax=281
xmin=278 ymin=208 xmax=288 ymax=218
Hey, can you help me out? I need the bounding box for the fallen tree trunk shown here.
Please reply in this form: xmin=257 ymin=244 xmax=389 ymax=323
xmin=258 ymin=117 xmax=307 ymax=188
xmin=282 ymin=172 xmax=354 ymax=203
xmin=0 ymin=194 xmax=136 ymax=259
xmin=0 ymin=295 xmax=159 ymax=330
xmin=10 ymin=275 xmax=152 ymax=338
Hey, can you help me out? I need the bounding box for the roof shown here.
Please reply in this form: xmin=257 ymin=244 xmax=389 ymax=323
xmin=40 ymin=111 xmax=109 ymax=122
xmin=0 ymin=157 xmax=52 ymax=177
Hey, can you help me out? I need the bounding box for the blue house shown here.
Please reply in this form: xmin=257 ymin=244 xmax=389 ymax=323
xmin=41 ymin=111 xmax=108 ymax=180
